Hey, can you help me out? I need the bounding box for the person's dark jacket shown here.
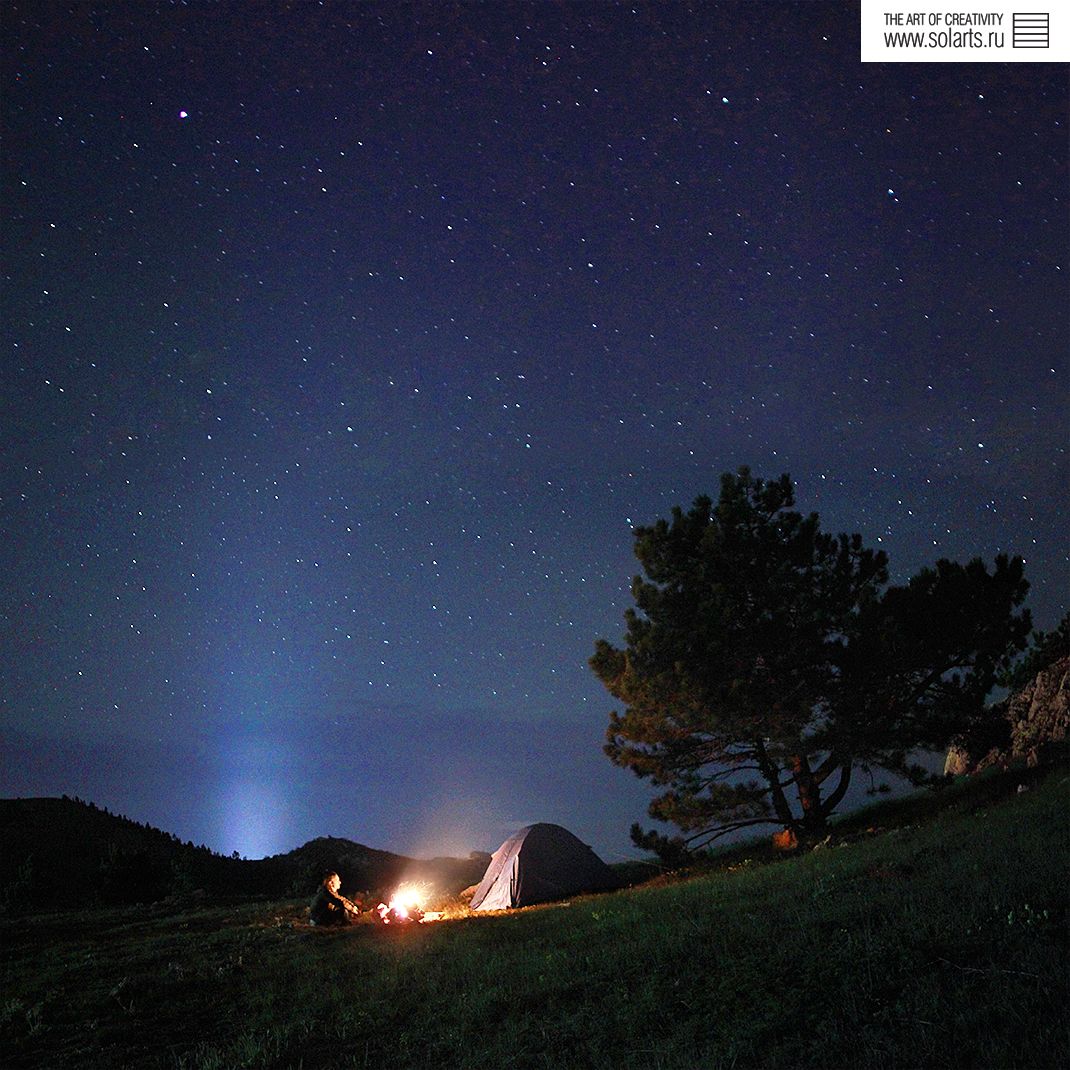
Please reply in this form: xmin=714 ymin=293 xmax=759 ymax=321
xmin=310 ymin=885 xmax=358 ymax=926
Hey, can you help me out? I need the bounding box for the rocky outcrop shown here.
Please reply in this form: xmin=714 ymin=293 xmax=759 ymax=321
xmin=1004 ymin=654 xmax=1070 ymax=763
xmin=945 ymin=655 xmax=1069 ymax=774
xmin=943 ymin=745 xmax=973 ymax=776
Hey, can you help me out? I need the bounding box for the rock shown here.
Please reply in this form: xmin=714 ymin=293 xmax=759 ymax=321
xmin=975 ymin=746 xmax=1009 ymax=773
xmin=944 ymin=744 xmax=971 ymax=776
xmin=1006 ymin=654 xmax=1069 ymax=760
xmin=946 ymin=654 xmax=1069 ymax=774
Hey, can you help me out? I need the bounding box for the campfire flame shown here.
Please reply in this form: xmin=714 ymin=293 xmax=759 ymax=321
xmin=376 ymin=882 xmax=442 ymax=924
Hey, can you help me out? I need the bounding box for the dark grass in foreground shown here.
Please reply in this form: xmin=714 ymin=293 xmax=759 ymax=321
xmin=2 ymin=767 xmax=1067 ymax=1069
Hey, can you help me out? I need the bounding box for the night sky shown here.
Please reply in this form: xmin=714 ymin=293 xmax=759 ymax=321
xmin=2 ymin=3 xmax=1066 ymax=863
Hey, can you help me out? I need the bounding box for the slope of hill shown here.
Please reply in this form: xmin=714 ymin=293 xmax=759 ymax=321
xmin=0 ymin=798 xmax=484 ymax=911
xmin=2 ymin=761 xmax=1065 ymax=1070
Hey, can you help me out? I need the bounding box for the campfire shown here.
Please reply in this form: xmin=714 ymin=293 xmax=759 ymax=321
xmin=375 ymin=883 xmax=443 ymax=925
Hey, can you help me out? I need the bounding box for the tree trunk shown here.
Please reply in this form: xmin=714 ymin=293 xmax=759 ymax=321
xmin=756 ymin=740 xmax=794 ymax=826
xmin=789 ymin=754 xmax=828 ymax=841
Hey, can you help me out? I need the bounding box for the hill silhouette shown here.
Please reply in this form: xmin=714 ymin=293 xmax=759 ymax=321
xmin=0 ymin=797 xmax=486 ymax=912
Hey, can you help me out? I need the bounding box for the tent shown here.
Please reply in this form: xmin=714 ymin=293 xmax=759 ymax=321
xmin=469 ymin=822 xmax=619 ymax=911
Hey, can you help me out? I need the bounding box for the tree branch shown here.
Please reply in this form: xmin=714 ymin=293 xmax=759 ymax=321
xmin=682 ymin=816 xmax=783 ymax=850
xmin=818 ymin=760 xmax=852 ymax=818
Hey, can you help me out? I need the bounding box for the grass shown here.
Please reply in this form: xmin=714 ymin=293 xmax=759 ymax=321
xmin=2 ymin=764 xmax=1067 ymax=1069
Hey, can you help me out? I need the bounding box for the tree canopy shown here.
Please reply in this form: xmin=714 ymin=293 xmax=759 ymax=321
xmin=590 ymin=469 xmax=1031 ymax=855
xmin=999 ymin=610 xmax=1070 ymax=692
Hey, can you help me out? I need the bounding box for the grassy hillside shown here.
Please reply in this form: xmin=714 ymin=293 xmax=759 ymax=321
xmin=2 ymin=763 xmax=1066 ymax=1069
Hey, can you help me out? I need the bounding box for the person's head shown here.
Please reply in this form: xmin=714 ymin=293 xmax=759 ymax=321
xmin=324 ymin=872 xmax=341 ymax=893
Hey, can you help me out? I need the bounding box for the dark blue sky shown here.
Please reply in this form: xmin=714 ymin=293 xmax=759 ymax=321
xmin=2 ymin=2 xmax=1066 ymax=861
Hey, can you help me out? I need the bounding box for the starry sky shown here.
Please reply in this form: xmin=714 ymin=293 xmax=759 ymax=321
xmin=2 ymin=2 xmax=1066 ymax=863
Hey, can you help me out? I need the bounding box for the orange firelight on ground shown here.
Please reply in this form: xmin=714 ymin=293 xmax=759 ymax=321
xmin=376 ymin=883 xmax=442 ymax=924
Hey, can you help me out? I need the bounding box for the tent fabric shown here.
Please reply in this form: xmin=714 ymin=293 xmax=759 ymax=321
xmin=469 ymin=823 xmax=619 ymax=911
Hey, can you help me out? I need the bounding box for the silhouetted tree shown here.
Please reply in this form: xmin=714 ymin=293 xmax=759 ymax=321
xmin=591 ymin=469 xmax=1031 ymax=855
xmin=999 ymin=610 xmax=1070 ymax=692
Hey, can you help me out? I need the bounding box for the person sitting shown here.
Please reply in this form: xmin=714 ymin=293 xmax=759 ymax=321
xmin=309 ymin=871 xmax=362 ymax=926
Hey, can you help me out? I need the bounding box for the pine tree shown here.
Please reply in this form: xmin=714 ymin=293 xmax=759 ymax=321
xmin=591 ymin=468 xmax=1031 ymax=855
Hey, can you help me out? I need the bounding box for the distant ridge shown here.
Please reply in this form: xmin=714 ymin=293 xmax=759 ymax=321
xmin=0 ymin=797 xmax=485 ymax=912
